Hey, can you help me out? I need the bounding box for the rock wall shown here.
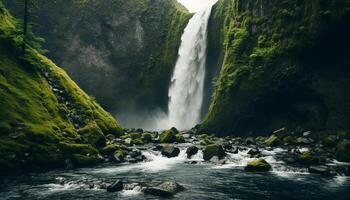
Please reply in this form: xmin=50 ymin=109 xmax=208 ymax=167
xmin=201 ymin=0 xmax=350 ymax=135
xmin=4 ymin=0 xmax=192 ymax=114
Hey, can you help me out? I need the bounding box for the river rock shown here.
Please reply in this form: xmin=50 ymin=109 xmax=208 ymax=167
xmin=159 ymin=129 xmax=177 ymax=143
xmin=245 ymin=159 xmax=272 ymax=172
xmin=161 ymin=145 xmax=180 ymax=158
xmin=308 ymin=165 xmax=332 ymax=176
xmin=247 ymin=148 xmax=261 ymax=158
xmin=203 ymin=144 xmax=225 ymax=160
xmin=296 ymin=137 xmax=314 ymax=145
xmin=144 ymin=181 xmax=184 ymax=197
xmin=186 ymin=146 xmax=198 ymax=158
xmin=106 ymin=180 xmax=123 ymax=192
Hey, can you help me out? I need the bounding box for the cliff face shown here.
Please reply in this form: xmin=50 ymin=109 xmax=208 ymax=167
xmin=4 ymin=0 xmax=192 ymax=114
xmin=201 ymin=0 xmax=350 ymax=135
xmin=0 ymin=3 xmax=123 ymax=173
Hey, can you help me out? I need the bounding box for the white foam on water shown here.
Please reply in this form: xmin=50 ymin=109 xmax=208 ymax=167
xmin=120 ymin=188 xmax=142 ymax=197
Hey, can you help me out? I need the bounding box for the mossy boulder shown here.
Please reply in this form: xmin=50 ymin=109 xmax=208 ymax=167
xmin=175 ymin=134 xmax=185 ymax=143
xmin=203 ymin=144 xmax=225 ymax=161
xmin=159 ymin=129 xmax=177 ymax=143
xmin=131 ymin=138 xmax=144 ymax=146
xmin=264 ymin=134 xmax=280 ymax=146
xmin=101 ymin=144 xmax=121 ymax=155
xmin=334 ymin=140 xmax=350 ymax=162
xmin=114 ymin=149 xmax=127 ymax=162
xmin=245 ymin=159 xmax=272 ymax=172
xmin=296 ymin=151 xmax=323 ymax=165
xmin=141 ymin=132 xmax=153 ymax=143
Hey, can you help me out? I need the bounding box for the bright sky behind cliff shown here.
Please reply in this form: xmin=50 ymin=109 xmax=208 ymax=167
xmin=177 ymin=0 xmax=218 ymax=13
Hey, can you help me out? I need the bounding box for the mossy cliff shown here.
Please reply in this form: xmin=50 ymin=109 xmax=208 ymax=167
xmin=201 ymin=0 xmax=350 ymax=135
xmin=0 ymin=2 xmax=123 ymax=174
xmin=4 ymin=0 xmax=192 ymax=114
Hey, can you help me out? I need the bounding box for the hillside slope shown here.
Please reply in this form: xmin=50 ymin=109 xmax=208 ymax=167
xmin=201 ymin=0 xmax=350 ymax=135
xmin=5 ymin=0 xmax=192 ymax=114
xmin=0 ymin=3 xmax=123 ymax=174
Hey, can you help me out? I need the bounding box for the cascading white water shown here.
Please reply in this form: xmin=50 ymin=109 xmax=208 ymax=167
xmin=165 ymin=1 xmax=217 ymax=130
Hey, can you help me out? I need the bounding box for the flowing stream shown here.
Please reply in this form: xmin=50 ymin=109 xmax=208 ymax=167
xmin=1 ymin=145 xmax=349 ymax=199
xmin=164 ymin=1 xmax=216 ymax=130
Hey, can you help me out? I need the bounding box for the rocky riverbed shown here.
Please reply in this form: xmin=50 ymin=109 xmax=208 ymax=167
xmin=1 ymin=127 xmax=350 ymax=199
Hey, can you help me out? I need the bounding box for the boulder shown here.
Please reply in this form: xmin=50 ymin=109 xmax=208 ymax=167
xmin=161 ymin=145 xmax=180 ymax=158
xmin=323 ymin=135 xmax=339 ymax=147
xmin=203 ymin=144 xmax=225 ymax=161
xmin=245 ymin=159 xmax=272 ymax=172
xmin=106 ymin=180 xmax=123 ymax=192
xmin=159 ymin=129 xmax=177 ymax=143
xmin=175 ymin=134 xmax=185 ymax=143
xmin=335 ymin=140 xmax=350 ymax=162
xmin=186 ymin=146 xmax=199 ymax=158
xmin=144 ymin=181 xmax=184 ymax=197
xmin=296 ymin=137 xmax=314 ymax=145
xmin=141 ymin=132 xmax=153 ymax=143
xmin=264 ymin=134 xmax=280 ymax=146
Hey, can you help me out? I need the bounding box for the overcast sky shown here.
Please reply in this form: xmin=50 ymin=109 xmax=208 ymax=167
xmin=177 ymin=0 xmax=217 ymax=13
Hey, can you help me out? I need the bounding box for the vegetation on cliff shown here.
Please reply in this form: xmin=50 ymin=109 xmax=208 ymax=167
xmin=0 ymin=2 xmax=122 ymax=174
xmin=201 ymin=0 xmax=350 ymax=135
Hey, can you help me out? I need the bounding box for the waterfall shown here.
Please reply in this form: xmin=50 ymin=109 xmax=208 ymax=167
xmin=166 ymin=1 xmax=216 ymax=130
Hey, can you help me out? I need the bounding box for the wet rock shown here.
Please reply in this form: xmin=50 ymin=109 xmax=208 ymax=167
xmin=203 ymin=144 xmax=225 ymax=161
xmin=308 ymin=165 xmax=332 ymax=176
xmin=144 ymin=181 xmax=184 ymax=197
xmin=245 ymin=137 xmax=255 ymax=145
xmin=175 ymin=133 xmax=185 ymax=143
xmin=184 ymin=160 xmax=197 ymax=164
xmin=334 ymin=165 xmax=350 ymax=176
xmin=107 ymin=180 xmax=123 ymax=192
xmin=227 ymin=146 xmax=239 ymax=154
xmin=124 ymin=138 xmax=132 ymax=145
xmin=222 ymin=142 xmax=232 ymax=150
xmin=161 ymin=145 xmax=180 ymax=158
xmin=296 ymin=137 xmax=314 ymax=145
xmin=303 ymin=131 xmax=312 ymax=137
xmin=186 ymin=146 xmax=198 ymax=158
xmin=130 ymin=149 xmax=142 ymax=158
xmin=159 ymin=129 xmax=177 ymax=143
xmin=264 ymin=134 xmax=280 ymax=146
xmin=247 ymin=148 xmax=261 ymax=158
xmin=335 ymin=140 xmax=350 ymax=162
xmin=245 ymin=159 xmax=272 ymax=172
xmin=323 ymin=135 xmax=339 ymax=147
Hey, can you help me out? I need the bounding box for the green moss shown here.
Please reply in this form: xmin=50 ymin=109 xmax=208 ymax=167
xmin=245 ymin=159 xmax=271 ymax=172
xmin=203 ymin=144 xmax=225 ymax=160
xmin=297 ymin=151 xmax=322 ymax=165
xmin=175 ymin=133 xmax=185 ymax=143
xmin=70 ymin=154 xmax=98 ymax=167
xmin=141 ymin=132 xmax=152 ymax=143
xmin=59 ymin=142 xmax=98 ymax=156
xmin=201 ymin=0 xmax=350 ymax=135
xmin=0 ymin=2 xmax=123 ymax=173
xmin=159 ymin=129 xmax=177 ymax=143
xmin=77 ymin=122 xmax=106 ymax=147
xmin=101 ymin=144 xmax=120 ymax=156
xmin=264 ymin=134 xmax=280 ymax=146
xmin=131 ymin=138 xmax=144 ymax=145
